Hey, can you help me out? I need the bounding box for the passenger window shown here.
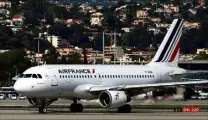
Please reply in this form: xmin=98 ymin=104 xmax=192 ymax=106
xmin=82 ymin=75 xmax=84 ymax=78
xmin=63 ymin=75 xmax=65 ymax=78
xmin=24 ymin=74 xmax=32 ymax=78
xmin=68 ymin=75 xmax=70 ymax=78
xmin=32 ymin=74 xmax=38 ymax=78
xmin=65 ymin=75 xmax=67 ymax=78
xmin=110 ymin=75 xmax=112 ymax=78
xmin=94 ymin=75 xmax=96 ymax=78
xmin=71 ymin=75 xmax=73 ymax=78
xmin=60 ymin=75 xmax=62 ymax=78
xmin=79 ymin=75 xmax=81 ymax=78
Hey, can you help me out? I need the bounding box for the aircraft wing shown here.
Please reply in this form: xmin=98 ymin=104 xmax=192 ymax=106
xmin=89 ymin=80 xmax=208 ymax=92
xmin=185 ymin=70 xmax=208 ymax=74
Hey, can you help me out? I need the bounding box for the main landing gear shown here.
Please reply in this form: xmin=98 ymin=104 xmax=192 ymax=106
xmin=117 ymin=104 xmax=131 ymax=113
xmin=70 ymin=99 xmax=84 ymax=112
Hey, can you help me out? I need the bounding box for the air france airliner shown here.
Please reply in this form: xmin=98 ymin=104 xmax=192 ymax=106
xmin=14 ymin=19 xmax=208 ymax=113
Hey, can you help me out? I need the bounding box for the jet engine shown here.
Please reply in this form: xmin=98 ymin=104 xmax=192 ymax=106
xmin=98 ymin=91 xmax=131 ymax=108
xmin=27 ymin=98 xmax=41 ymax=107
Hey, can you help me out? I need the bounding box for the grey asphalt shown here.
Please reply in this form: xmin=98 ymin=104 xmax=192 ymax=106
xmin=1 ymin=99 xmax=208 ymax=107
xmin=0 ymin=109 xmax=208 ymax=120
xmin=0 ymin=99 xmax=208 ymax=120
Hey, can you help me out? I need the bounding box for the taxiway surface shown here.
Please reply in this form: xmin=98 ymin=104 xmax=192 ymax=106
xmin=0 ymin=99 xmax=207 ymax=120
xmin=0 ymin=109 xmax=208 ymax=120
xmin=1 ymin=99 xmax=208 ymax=106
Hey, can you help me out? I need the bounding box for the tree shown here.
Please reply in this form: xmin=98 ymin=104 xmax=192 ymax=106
xmin=67 ymin=53 xmax=82 ymax=64
xmin=0 ymin=49 xmax=32 ymax=86
xmin=43 ymin=48 xmax=60 ymax=64
xmin=84 ymin=12 xmax=91 ymax=25
xmin=0 ymin=25 xmax=15 ymax=49
xmin=194 ymin=51 xmax=208 ymax=60
xmin=121 ymin=24 xmax=153 ymax=49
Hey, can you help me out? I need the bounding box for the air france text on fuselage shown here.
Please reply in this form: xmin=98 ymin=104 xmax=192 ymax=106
xmin=58 ymin=69 xmax=91 ymax=74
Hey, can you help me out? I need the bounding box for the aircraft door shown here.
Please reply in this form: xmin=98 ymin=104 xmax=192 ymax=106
xmin=97 ymin=73 xmax=102 ymax=84
xmin=157 ymin=72 xmax=164 ymax=83
xmin=51 ymin=75 xmax=58 ymax=86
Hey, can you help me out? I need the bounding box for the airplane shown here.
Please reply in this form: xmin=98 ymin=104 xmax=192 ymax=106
xmin=14 ymin=19 xmax=208 ymax=113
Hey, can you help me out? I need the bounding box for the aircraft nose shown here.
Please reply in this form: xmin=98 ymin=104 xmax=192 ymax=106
xmin=14 ymin=79 xmax=31 ymax=95
xmin=14 ymin=80 xmax=25 ymax=94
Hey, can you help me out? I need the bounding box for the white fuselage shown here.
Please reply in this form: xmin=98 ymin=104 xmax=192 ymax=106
xmin=14 ymin=64 xmax=187 ymax=99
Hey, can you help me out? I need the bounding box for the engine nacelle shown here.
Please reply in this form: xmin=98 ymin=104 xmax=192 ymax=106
xmin=26 ymin=98 xmax=41 ymax=107
xmin=98 ymin=91 xmax=131 ymax=108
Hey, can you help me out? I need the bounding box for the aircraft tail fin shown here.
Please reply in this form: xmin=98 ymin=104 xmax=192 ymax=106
xmin=149 ymin=19 xmax=184 ymax=67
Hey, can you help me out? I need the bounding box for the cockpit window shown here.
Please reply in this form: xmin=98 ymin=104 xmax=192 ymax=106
xmin=37 ymin=74 xmax=42 ymax=78
xmin=32 ymin=74 xmax=38 ymax=78
xmin=19 ymin=74 xmax=24 ymax=78
xmin=24 ymin=74 xmax=32 ymax=78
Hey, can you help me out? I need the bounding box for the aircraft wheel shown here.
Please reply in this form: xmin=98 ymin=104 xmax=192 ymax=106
xmin=77 ymin=103 xmax=83 ymax=112
xmin=117 ymin=104 xmax=131 ymax=113
xmin=70 ymin=103 xmax=83 ymax=112
xmin=39 ymin=107 xmax=47 ymax=113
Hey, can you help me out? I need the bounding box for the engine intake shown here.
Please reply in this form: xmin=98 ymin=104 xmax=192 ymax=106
xmin=98 ymin=91 xmax=131 ymax=108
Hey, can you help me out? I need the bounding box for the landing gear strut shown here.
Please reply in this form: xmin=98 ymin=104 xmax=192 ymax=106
xmin=117 ymin=104 xmax=131 ymax=113
xmin=39 ymin=99 xmax=47 ymax=113
xmin=70 ymin=99 xmax=84 ymax=112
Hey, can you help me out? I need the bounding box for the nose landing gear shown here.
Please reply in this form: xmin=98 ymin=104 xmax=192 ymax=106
xmin=39 ymin=107 xmax=47 ymax=113
xmin=38 ymin=99 xmax=47 ymax=114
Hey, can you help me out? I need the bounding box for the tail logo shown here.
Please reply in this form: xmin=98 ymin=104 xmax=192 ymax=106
xmin=155 ymin=19 xmax=184 ymax=62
